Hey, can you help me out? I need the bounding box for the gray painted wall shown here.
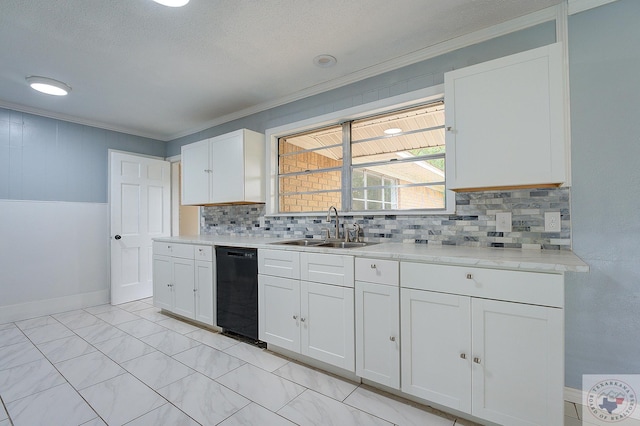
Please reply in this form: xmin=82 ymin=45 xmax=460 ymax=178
xmin=564 ymin=0 xmax=640 ymax=389
xmin=0 ymin=108 xmax=165 ymax=203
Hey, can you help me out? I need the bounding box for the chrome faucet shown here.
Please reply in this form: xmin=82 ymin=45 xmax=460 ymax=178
xmin=326 ymin=206 xmax=340 ymax=240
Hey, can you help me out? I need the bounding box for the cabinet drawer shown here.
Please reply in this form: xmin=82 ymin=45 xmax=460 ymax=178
xmin=400 ymin=262 xmax=563 ymax=307
xmin=258 ymin=249 xmax=300 ymax=279
xmin=194 ymin=245 xmax=213 ymax=261
xmin=355 ymin=258 xmax=399 ymax=286
xmin=153 ymin=241 xmax=194 ymax=259
xmin=300 ymin=253 xmax=354 ymax=287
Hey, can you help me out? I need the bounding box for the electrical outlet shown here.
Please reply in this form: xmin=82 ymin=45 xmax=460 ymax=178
xmin=495 ymin=212 xmax=512 ymax=233
xmin=545 ymin=212 xmax=561 ymax=232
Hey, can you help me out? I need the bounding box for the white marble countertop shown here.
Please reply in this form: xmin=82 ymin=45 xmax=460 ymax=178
xmin=153 ymin=235 xmax=589 ymax=273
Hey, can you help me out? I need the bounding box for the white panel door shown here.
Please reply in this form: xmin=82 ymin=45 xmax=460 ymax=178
xmin=301 ymin=281 xmax=355 ymax=371
xmin=258 ymin=274 xmax=300 ymax=352
xmin=355 ymin=281 xmax=400 ymax=388
xmin=471 ymin=299 xmax=563 ymax=426
xmin=400 ymin=289 xmax=472 ymax=413
xmin=110 ymin=151 xmax=170 ymax=305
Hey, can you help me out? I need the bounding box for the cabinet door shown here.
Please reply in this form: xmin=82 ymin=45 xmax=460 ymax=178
xmin=152 ymin=255 xmax=173 ymax=310
xmin=194 ymin=260 xmax=214 ymax=325
xmin=401 ymin=289 xmax=471 ymax=413
xmin=445 ymin=43 xmax=566 ymax=190
xmin=301 ymin=281 xmax=355 ymax=371
xmin=171 ymin=258 xmax=195 ymax=319
xmin=471 ymin=299 xmax=563 ymax=426
xmin=211 ymin=131 xmax=244 ymax=203
xmin=258 ymin=274 xmax=300 ymax=352
xmin=181 ymin=139 xmax=210 ymax=205
xmin=355 ymin=281 xmax=399 ymax=388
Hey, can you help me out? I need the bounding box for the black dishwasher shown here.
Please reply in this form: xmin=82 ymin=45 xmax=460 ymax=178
xmin=216 ymin=246 xmax=259 ymax=341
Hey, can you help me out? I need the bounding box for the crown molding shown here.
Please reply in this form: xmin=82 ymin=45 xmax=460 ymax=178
xmin=0 ymin=100 xmax=164 ymax=141
xmin=568 ymin=0 xmax=618 ymax=15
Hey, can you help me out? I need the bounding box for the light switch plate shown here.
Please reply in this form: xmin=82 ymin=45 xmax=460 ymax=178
xmin=545 ymin=212 xmax=561 ymax=232
xmin=496 ymin=212 xmax=512 ymax=233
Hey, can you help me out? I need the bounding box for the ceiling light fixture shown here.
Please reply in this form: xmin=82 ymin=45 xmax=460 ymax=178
xmin=313 ymin=54 xmax=337 ymax=68
xmin=384 ymin=128 xmax=402 ymax=135
xmin=152 ymin=0 xmax=189 ymax=7
xmin=26 ymin=76 xmax=71 ymax=96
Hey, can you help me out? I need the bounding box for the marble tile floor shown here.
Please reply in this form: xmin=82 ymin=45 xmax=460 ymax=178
xmin=0 ymin=298 xmax=585 ymax=426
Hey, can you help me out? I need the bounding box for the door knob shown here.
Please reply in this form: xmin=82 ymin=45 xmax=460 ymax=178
xmin=473 ymin=357 xmax=481 ymax=364
xmin=114 ymin=235 xmax=122 ymax=240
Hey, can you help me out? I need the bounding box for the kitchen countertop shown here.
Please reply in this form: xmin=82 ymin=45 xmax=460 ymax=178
xmin=153 ymin=235 xmax=589 ymax=274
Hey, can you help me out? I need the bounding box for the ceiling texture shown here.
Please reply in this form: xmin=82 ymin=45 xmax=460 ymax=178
xmin=0 ymin=0 xmax=562 ymax=141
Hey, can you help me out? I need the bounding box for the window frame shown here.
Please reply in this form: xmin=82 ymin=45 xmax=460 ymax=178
xmin=265 ymin=85 xmax=455 ymax=216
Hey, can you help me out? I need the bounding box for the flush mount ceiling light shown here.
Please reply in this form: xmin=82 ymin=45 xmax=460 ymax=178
xmin=384 ymin=128 xmax=403 ymax=135
xmin=26 ymin=76 xmax=71 ymax=96
xmin=152 ymin=0 xmax=189 ymax=6
xmin=313 ymin=54 xmax=337 ymax=68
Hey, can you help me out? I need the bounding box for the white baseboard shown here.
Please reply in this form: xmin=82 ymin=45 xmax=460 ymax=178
xmin=565 ymin=386 xmax=586 ymax=404
xmin=0 ymin=289 xmax=109 ymax=323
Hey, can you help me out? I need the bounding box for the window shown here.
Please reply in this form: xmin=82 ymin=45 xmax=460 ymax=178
xmin=276 ymin=100 xmax=446 ymax=213
xmin=352 ymin=170 xmax=398 ymax=210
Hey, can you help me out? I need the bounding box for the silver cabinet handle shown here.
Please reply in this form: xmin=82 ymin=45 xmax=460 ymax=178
xmin=389 ymin=336 xmax=396 ymax=342
xmin=204 ymin=169 xmax=212 ymax=173
xmin=370 ymin=264 xmax=377 ymax=269
xmin=193 ymin=288 xmax=197 ymax=292
xmin=293 ymin=315 xmax=298 ymax=320
xmin=300 ymin=317 xmax=306 ymax=322
xmin=446 ymin=126 xmax=453 ymax=131
xmin=460 ymin=353 xmax=466 ymax=359
xmin=474 ymin=357 xmax=481 ymax=364
xmin=466 ymin=273 xmax=473 ymax=279
xmin=198 ymin=248 xmax=203 ymax=252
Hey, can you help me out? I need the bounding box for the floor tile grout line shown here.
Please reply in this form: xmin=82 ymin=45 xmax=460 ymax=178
xmin=0 ymin=395 xmax=14 ymax=426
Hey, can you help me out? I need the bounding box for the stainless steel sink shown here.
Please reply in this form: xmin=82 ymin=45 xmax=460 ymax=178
xmin=316 ymin=241 xmax=377 ymax=249
xmin=271 ymin=239 xmax=377 ymax=249
xmin=271 ymin=239 xmax=325 ymax=246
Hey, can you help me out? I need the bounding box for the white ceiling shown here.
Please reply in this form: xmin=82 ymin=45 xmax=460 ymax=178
xmin=0 ymin=0 xmax=562 ymax=141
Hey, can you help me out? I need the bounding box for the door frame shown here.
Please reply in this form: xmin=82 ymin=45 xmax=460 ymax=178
xmin=107 ymin=149 xmax=171 ymax=304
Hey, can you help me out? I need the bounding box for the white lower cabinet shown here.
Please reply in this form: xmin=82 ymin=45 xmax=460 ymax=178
xmin=194 ymin=260 xmax=215 ymax=324
xmin=400 ymin=262 xmax=563 ymax=426
xmin=152 ymin=242 xmax=215 ymax=326
xmin=258 ymin=274 xmax=300 ymax=351
xmin=354 ymin=257 xmax=400 ymax=389
xmin=258 ymin=249 xmax=355 ymax=371
xmin=301 ymin=280 xmax=354 ymax=371
xmin=355 ymin=281 xmax=400 ymax=389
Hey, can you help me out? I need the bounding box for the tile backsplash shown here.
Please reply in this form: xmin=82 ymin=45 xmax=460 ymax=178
xmin=201 ymin=187 xmax=571 ymax=250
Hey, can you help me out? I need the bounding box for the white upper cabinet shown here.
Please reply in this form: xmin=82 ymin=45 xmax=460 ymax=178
xmin=445 ymin=43 xmax=567 ymax=191
xmin=181 ymin=129 xmax=265 ymax=205
xmin=181 ymin=139 xmax=210 ymax=206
